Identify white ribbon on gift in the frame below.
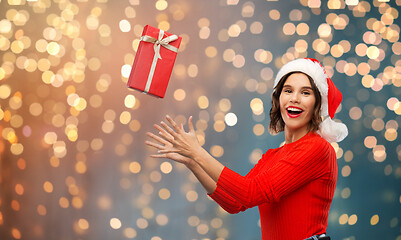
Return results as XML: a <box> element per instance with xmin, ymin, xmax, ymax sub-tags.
<box><xmin>140</xmin><ymin>29</ymin><xmax>179</xmax><ymax>93</ymax></box>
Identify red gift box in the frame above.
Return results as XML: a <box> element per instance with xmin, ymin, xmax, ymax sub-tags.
<box><xmin>127</xmin><ymin>25</ymin><xmax>182</xmax><ymax>98</ymax></box>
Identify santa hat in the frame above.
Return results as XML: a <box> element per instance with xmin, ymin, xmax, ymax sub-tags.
<box><xmin>274</xmin><ymin>58</ymin><xmax>348</xmax><ymax>142</ymax></box>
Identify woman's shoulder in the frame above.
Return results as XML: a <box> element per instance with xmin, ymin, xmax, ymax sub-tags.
<box><xmin>265</xmin><ymin>132</ymin><xmax>334</xmax><ymax>157</ymax></box>
<box><xmin>294</xmin><ymin>132</ymin><xmax>334</xmax><ymax>152</ymax></box>
<box><xmin>286</xmin><ymin>133</ymin><xmax>336</xmax><ymax>165</ymax></box>
<box><xmin>304</xmin><ymin>132</ymin><xmax>328</xmax><ymax>143</ymax></box>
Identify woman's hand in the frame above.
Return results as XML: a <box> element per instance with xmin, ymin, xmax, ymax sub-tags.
<box><xmin>147</xmin><ymin>115</ymin><xmax>203</xmax><ymax>160</ymax></box>
<box><xmin>145</xmin><ymin>122</ymin><xmax>195</xmax><ymax>166</ymax></box>
<box><xmin>160</xmin><ymin>115</ymin><xmax>203</xmax><ymax>159</ymax></box>
<box><xmin>147</xmin><ymin>115</ymin><xmax>224</xmax><ymax>183</ymax></box>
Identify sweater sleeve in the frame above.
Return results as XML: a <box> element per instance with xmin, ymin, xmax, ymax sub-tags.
<box><xmin>208</xmin><ymin>150</ymin><xmax>271</xmax><ymax>214</ymax></box>
<box><xmin>208</xmin><ymin>185</ymin><xmax>247</xmax><ymax>214</ymax></box>
<box><xmin>216</xmin><ymin>138</ymin><xmax>333</xmax><ymax>208</ymax></box>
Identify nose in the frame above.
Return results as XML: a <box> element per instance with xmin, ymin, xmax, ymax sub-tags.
<box><xmin>289</xmin><ymin>92</ymin><xmax>300</xmax><ymax>103</ymax></box>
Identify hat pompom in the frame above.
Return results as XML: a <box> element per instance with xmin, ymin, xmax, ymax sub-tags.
<box><xmin>318</xmin><ymin>117</ymin><xmax>348</xmax><ymax>142</ymax></box>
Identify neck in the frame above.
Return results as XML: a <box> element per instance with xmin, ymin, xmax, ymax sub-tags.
<box><xmin>284</xmin><ymin>126</ymin><xmax>311</xmax><ymax>144</ymax></box>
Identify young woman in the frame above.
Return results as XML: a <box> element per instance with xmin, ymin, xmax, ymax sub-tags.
<box><xmin>145</xmin><ymin>58</ymin><xmax>348</xmax><ymax>240</ymax></box>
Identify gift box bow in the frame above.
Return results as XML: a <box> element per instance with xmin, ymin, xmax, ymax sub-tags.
<box><xmin>140</xmin><ymin>29</ymin><xmax>179</xmax><ymax>93</ymax></box>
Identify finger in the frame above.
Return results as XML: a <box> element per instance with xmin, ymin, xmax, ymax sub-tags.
<box><xmin>146</xmin><ymin>132</ymin><xmax>169</xmax><ymax>145</ymax></box>
<box><xmin>160</xmin><ymin>121</ymin><xmax>179</xmax><ymax>139</ymax></box>
<box><xmin>149</xmin><ymin>154</ymin><xmax>167</xmax><ymax>158</ymax></box>
<box><xmin>188</xmin><ymin>116</ymin><xmax>195</xmax><ymax>133</ymax></box>
<box><xmin>158</xmin><ymin>149</ymin><xmax>180</xmax><ymax>154</ymax></box>
<box><xmin>158</xmin><ymin>131</ymin><xmax>173</xmax><ymax>144</ymax></box>
<box><xmin>154</xmin><ymin>123</ymin><xmax>175</xmax><ymax>142</ymax></box>
<box><xmin>166</xmin><ymin>115</ymin><xmax>181</xmax><ymax>133</ymax></box>
<box><xmin>145</xmin><ymin>140</ymin><xmax>165</xmax><ymax>150</ymax></box>
<box><xmin>154</xmin><ymin>124</ymin><xmax>173</xmax><ymax>140</ymax></box>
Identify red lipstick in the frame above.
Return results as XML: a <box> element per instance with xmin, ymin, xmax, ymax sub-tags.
<box><xmin>286</xmin><ymin>106</ymin><xmax>303</xmax><ymax>118</ymax></box>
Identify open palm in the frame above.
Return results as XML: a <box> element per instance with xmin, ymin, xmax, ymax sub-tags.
<box><xmin>145</xmin><ymin>123</ymin><xmax>193</xmax><ymax>166</ymax></box>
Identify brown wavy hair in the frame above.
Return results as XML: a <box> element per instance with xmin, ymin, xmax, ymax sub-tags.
<box><xmin>269</xmin><ymin>71</ymin><xmax>322</xmax><ymax>135</ymax></box>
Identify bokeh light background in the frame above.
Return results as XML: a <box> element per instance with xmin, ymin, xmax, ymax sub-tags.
<box><xmin>1</xmin><ymin>0</ymin><xmax>401</xmax><ymax>239</ymax></box>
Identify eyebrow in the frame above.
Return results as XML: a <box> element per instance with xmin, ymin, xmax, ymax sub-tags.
<box><xmin>283</xmin><ymin>85</ymin><xmax>313</xmax><ymax>90</ymax></box>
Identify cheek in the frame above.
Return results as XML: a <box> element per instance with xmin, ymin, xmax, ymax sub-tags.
<box><xmin>279</xmin><ymin>95</ymin><xmax>286</xmax><ymax>108</ymax></box>
<box><xmin>306</xmin><ymin>98</ymin><xmax>316</xmax><ymax>114</ymax></box>
<box><xmin>309</xmin><ymin>99</ymin><xmax>316</xmax><ymax>108</ymax></box>
<box><xmin>279</xmin><ymin>100</ymin><xmax>286</xmax><ymax>114</ymax></box>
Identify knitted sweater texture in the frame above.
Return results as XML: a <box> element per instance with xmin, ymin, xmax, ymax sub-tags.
<box><xmin>209</xmin><ymin>132</ymin><xmax>337</xmax><ymax>240</ymax></box>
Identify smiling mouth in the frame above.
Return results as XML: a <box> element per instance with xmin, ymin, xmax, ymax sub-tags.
<box><xmin>286</xmin><ymin>107</ymin><xmax>303</xmax><ymax>118</ymax></box>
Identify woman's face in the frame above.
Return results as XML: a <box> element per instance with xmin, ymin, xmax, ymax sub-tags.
<box><xmin>279</xmin><ymin>73</ymin><xmax>316</xmax><ymax>135</ymax></box>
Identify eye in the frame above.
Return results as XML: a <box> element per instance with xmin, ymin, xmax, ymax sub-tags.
<box><xmin>283</xmin><ymin>89</ymin><xmax>292</xmax><ymax>93</ymax></box>
<box><xmin>302</xmin><ymin>91</ymin><xmax>311</xmax><ymax>95</ymax></box>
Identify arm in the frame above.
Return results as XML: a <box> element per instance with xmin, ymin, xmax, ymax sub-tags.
<box><xmin>188</xmin><ymin>161</ymin><xmax>248</xmax><ymax>214</ymax></box>
<box><xmin>146</xmin><ymin>121</ymin><xmax>248</xmax><ymax>213</ymax></box>
<box><xmin>158</xmin><ymin>115</ymin><xmax>224</xmax><ymax>182</ymax></box>
<box><xmin>215</xmin><ymin>139</ymin><xmax>333</xmax><ymax>207</ymax></box>
<box><xmin>186</xmin><ymin>160</ymin><xmax>216</xmax><ymax>194</ymax></box>
<box><xmin>154</xmin><ymin>115</ymin><xmax>256</xmax><ymax>205</ymax></box>
<box><xmin>157</xmin><ymin>117</ymin><xmax>333</xmax><ymax>208</ymax></box>
<box><xmin>145</xmin><ymin>123</ymin><xmax>217</xmax><ymax>194</ymax></box>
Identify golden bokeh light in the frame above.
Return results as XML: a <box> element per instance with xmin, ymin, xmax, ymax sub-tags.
<box><xmin>155</xmin><ymin>0</ymin><xmax>168</xmax><ymax>11</ymax></box>
<box><xmin>160</xmin><ymin>161</ymin><xmax>172</xmax><ymax>174</ymax></box>
<box><xmin>339</xmin><ymin>213</ymin><xmax>348</xmax><ymax>225</ymax></box>
<box><xmin>253</xmin><ymin>123</ymin><xmax>265</xmax><ymax>136</ymax></box>
<box><xmin>205</xmin><ymin>46</ymin><xmax>217</xmax><ymax>58</ymax></box>
<box><xmin>341</xmin><ymin>187</ymin><xmax>351</xmax><ymax>199</ymax></box>
<box><xmin>370</xmin><ymin>214</ymin><xmax>380</xmax><ymax>225</ymax></box>
<box><xmin>110</xmin><ymin>218</ymin><xmax>122</xmax><ymax>230</ymax></box>
<box><xmin>210</xmin><ymin>145</ymin><xmax>224</xmax><ymax>158</ymax></box>
<box><xmin>173</xmin><ymin>88</ymin><xmax>186</xmax><ymax>101</ymax></box>
<box><xmin>250</xmin><ymin>98</ymin><xmax>264</xmax><ymax>115</ymax></box>
<box><xmin>158</xmin><ymin>188</ymin><xmax>171</xmax><ymax>200</ymax></box>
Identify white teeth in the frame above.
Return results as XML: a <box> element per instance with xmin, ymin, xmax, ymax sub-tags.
<box><xmin>287</xmin><ymin>107</ymin><xmax>302</xmax><ymax>112</ymax></box>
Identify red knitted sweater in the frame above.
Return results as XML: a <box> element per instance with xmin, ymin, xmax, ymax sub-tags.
<box><xmin>208</xmin><ymin>132</ymin><xmax>337</xmax><ymax>240</ymax></box>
